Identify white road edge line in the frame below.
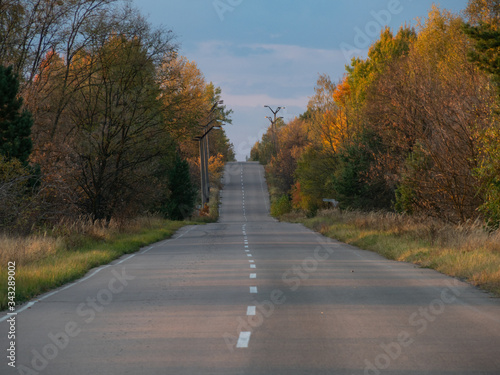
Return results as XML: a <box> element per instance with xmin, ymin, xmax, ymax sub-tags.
<box><xmin>0</xmin><ymin>225</ymin><xmax>198</xmax><ymax>322</ymax></box>
<box><xmin>115</xmin><ymin>254</ymin><xmax>136</xmax><ymax>265</ymax></box>
<box><xmin>0</xmin><ymin>264</ymin><xmax>110</xmax><ymax>322</ymax></box>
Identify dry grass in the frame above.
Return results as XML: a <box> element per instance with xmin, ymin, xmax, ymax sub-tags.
<box><xmin>284</xmin><ymin>209</ymin><xmax>500</xmax><ymax>296</ymax></box>
<box><xmin>306</xmin><ymin>209</ymin><xmax>500</xmax><ymax>252</ymax></box>
<box><xmin>0</xmin><ymin>215</ymin><xmax>169</xmax><ymax>266</ymax></box>
<box><xmin>0</xmin><ymin>234</ymin><xmax>63</xmax><ymax>265</ymax></box>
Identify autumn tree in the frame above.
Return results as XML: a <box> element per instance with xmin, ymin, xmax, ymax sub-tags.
<box><xmin>159</xmin><ymin>53</ymin><xmax>210</xmax><ymax>142</ymax></box>
<box><xmin>24</xmin><ymin>2</ymin><xmax>154</xmax><ymax>221</ymax></box>
<box><xmin>253</xmin><ymin>3</ymin><xmax>499</xmax><ymax>224</ymax></box>
<box><xmin>67</xmin><ymin>30</ymin><xmax>174</xmax><ymax>222</ymax></box>
<box><xmin>306</xmin><ymin>74</ymin><xmax>339</xmax><ymax>157</ymax></box>
<box><xmin>266</xmin><ymin>118</ymin><xmax>309</xmax><ymax>194</ymax></box>
<box><xmin>464</xmin><ymin>0</ymin><xmax>500</xmax><ymax>27</ymax></box>
<box><xmin>158</xmin><ymin>55</ymin><xmax>233</xmax><ymax>195</ymax></box>
<box><xmin>367</xmin><ymin>7</ymin><xmax>495</xmax><ymax>221</ymax></box>
<box><xmin>0</xmin><ymin>0</ymin><xmax>235</xmax><ymax>230</ymax></box>
<box><xmin>293</xmin><ymin>63</ymin><xmax>394</xmax><ymax>211</ymax></box>
<box><xmin>464</xmin><ymin>0</ymin><xmax>500</xmax><ymax>226</ymax></box>
<box><xmin>347</xmin><ymin>26</ymin><xmax>416</xmax><ymax>105</ymax></box>
<box><xmin>294</xmin><ymin>145</ymin><xmax>335</xmax><ymax>212</ymax></box>
<box><xmin>17</xmin><ymin>2</ymin><xmax>212</xmax><ymax>224</ymax></box>
<box><xmin>0</xmin><ymin>0</ymin><xmax>124</xmax><ymax>85</ymax></box>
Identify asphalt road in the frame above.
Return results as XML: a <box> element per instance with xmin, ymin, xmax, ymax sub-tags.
<box><xmin>2</xmin><ymin>161</ymin><xmax>500</xmax><ymax>375</ymax></box>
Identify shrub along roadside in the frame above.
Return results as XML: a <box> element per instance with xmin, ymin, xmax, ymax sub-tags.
<box><xmin>0</xmin><ymin>217</ymin><xmax>193</xmax><ymax>311</ymax></box>
<box><xmin>191</xmin><ymin>187</ymin><xmax>221</xmax><ymax>224</ymax></box>
<box><xmin>271</xmin><ymin>194</ymin><xmax>292</xmax><ymax>218</ymax></box>
<box><xmin>283</xmin><ymin>209</ymin><xmax>500</xmax><ymax>297</ymax></box>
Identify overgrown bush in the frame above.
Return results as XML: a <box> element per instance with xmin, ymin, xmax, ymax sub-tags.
<box><xmin>271</xmin><ymin>194</ymin><xmax>292</xmax><ymax>217</ymax></box>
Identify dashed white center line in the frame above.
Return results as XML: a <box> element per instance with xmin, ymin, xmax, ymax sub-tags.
<box><xmin>250</xmin><ymin>286</ymin><xmax>258</xmax><ymax>293</ymax></box>
<box><xmin>247</xmin><ymin>254</ymin><xmax>252</xmax><ymax>257</ymax></box>
<box><xmin>249</xmin><ymin>260</ymin><xmax>254</xmax><ymax>263</ymax></box>
<box><xmin>247</xmin><ymin>306</ymin><xmax>256</xmax><ymax>316</ymax></box>
<box><xmin>249</xmin><ymin>273</ymin><xmax>256</xmax><ymax>279</ymax></box>
<box><xmin>236</xmin><ymin>331</ymin><xmax>251</xmax><ymax>348</ymax></box>
<box><xmin>250</xmin><ymin>264</ymin><xmax>256</xmax><ymax>269</ymax></box>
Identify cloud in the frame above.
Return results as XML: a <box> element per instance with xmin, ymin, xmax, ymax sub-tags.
<box><xmin>191</xmin><ymin>40</ymin><xmax>348</xmax><ymax>97</ymax></box>
<box><xmin>223</xmin><ymin>93</ymin><xmax>309</xmax><ymax>108</ymax></box>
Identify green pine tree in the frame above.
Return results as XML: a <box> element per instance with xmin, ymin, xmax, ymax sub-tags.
<box><xmin>163</xmin><ymin>155</ymin><xmax>197</xmax><ymax>220</ymax></box>
<box><xmin>0</xmin><ymin>65</ymin><xmax>33</xmax><ymax>165</ymax></box>
<box><xmin>463</xmin><ymin>22</ymin><xmax>500</xmax><ymax>90</ymax></box>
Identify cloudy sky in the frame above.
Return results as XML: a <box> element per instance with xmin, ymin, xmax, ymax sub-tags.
<box><xmin>133</xmin><ymin>0</ymin><xmax>469</xmax><ymax>160</ymax></box>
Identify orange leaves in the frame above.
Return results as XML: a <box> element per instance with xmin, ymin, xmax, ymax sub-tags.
<box><xmin>208</xmin><ymin>153</ymin><xmax>226</xmax><ymax>187</ymax></box>
<box><xmin>158</xmin><ymin>54</ymin><xmax>212</xmax><ymax>141</ymax></box>
<box><xmin>291</xmin><ymin>181</ymin><xmax>311</xmax><ymax>211</ymax></box>
<box><xmin>313</xmin><ymin>76</ymin><xmax>353</xmax><ymax>154</ymax></box>
<box><xmin>36</xmin><ymin>50</ymin><xmax>62</xmax><ymax>81</ymax></box>
<box><xmin>332</xmin><ymin>77</ymin><xmax>351</xmax><ymax>106</ymax></box>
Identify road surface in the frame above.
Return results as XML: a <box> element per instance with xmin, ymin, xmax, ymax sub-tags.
<box><xmin>2</xmin><ymin>161</ymin><xmax>500</xmax><ymax>374</ymax></box>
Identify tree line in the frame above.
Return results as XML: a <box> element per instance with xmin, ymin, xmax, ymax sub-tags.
<box><xmin>0</xmin><ymin>0</ymin><xmax>235</xmax><ymax>233</ymax></box>
<box><xmin>251</xmin><ymin>0</ymin><xmax>500</xmax><ymax>227</ymax></box>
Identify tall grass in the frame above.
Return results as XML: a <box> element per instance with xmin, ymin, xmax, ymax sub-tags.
<box><xmin>0</xmin><ymin>234</ymin><xmax>63</xmax><ymax>266</ymax></box>
<box><xmin>0</xmin><ymin>216</ymin><xmax>191</xmax><ymax>310</ymax></box>
<box><xmin>284</xmin><ymin>209</ymin><xmax>500</xmax><ymax>296</ymax></box>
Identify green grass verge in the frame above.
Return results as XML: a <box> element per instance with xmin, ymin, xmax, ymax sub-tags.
<box><xmin>285</xmin><ymin>211</ymin><xmax>500</xmax><ymax>297</ymax></box>
<box><xmin>0</xmin><ymin>219</ymin><xmax>190</xmax><ymax>311</ymax></box>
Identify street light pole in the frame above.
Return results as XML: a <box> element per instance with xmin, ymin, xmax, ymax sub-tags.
<box><xmin>264</xmin><ymin>105</ymin><xmax>285</xmax><ymax>154</ymax></box>
<box><xmin>198</xmin><ymin>137</ymin><xmax>207</xmax><ymax>205</ymax></box>
<box><xmin>196</xmin><ymin>100</ymin><xmax>224</xmax><ymax>209</ymax></box>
